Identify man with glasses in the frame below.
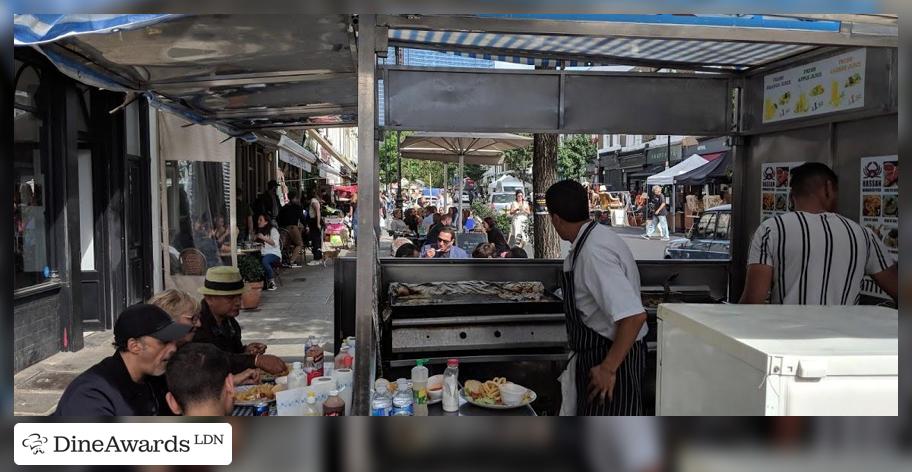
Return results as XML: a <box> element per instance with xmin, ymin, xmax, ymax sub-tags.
<box><xmin>149</xmin><ymin>288</ymin><xmax>262</xmax><ymax>385</ymax></box>
<box><xmin>192</xmin><ymin>267</ymin><xmax>287</xmax><ymax>375</ymax></box>
<box><xmin>421</xmin><ymin>227</ymin><xmax>469</xmax><ymax>259</ymax></box>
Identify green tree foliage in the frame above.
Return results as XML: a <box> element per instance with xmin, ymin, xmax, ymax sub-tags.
<box><xmin>558</xmin><ymin>134</ymin><xmax>597</xmax><ymax>181</ymax></box>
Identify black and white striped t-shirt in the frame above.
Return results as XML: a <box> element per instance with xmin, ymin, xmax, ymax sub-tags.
<box><xmin>748</xmin><ymin>212</ymin><xmax>894</xmax><ymax>305</ymax></box>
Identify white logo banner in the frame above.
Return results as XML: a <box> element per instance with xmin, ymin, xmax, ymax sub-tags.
<box><xmin>15</xmin><ymin>423</ymin><xmax>232</xmax><ymax>465</ymax></box>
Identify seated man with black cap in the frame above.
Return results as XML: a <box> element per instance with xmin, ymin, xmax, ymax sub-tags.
<box><xmin>165</xmin><ymin>343</ymin><xmax>235</xmax><ymax>416</ymax></box>
<box><xmin>193</xmin><ymin>266</ymin><xmax>288</xmax><ymax>375</ymax></box>
<box><xmin>54</xmin><ymin>304</ymin><xmax>190</xmax><ymax>416</ymax></box>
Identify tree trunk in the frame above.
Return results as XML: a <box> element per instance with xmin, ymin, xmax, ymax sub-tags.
<box><xmin>533</xmin><ymin>133</ymin><xmax>561</xmax><ymax>259</ymax></box>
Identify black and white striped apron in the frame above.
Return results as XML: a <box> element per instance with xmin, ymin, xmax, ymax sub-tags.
<box><xmin>562</xmin><ymin>221</ymin><xmax>647</xmax><ymax>416</ymax></box>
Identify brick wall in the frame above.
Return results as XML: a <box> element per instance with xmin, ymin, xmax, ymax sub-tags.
<box><xmin>14</xmin><ymin>291</ymin><xmax>62</xmax><ymax>373</ymax></box>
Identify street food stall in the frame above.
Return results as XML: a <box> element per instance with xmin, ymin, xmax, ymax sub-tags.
<box><xmin>358</xmin><ymin>14</ymin><xmax>897</xmax><ymax>415</ymax></box>
<box><xmin>21</xmin><ymin>14</ymin><xmax>896</xmax><ymax>415</ymax></box>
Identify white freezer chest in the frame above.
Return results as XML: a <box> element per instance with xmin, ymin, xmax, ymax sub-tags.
<box><xmin>656</xmin><ymin>304</ymin><xmax>897</xmax><ymax>416</ymax></box>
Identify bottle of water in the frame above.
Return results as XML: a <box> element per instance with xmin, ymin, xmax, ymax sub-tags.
<box><xmin>302</xmin><ymin>391</ymin><xmax>320</xmax><ymax>416</ymax></box>
<box><xmin>442</xmin><ymin>358</ymin><xmax>460</xmax><ymax>412</ymax></box>
<box><xmin>287</xmin><ymin>361</ymin><xmax>307</xmax><ymax>391</ymax></box>
<box><xmin>411</xmin><ymin>359</ymin><xmax>429</xmax><ymax>416</ymax></box>
<box><xmin>371</xmin><ymin>379</ymin><xmax>392</xmax><ymax>416</ymax></box>
<box><xmin>391</xmin><ymin>378</ymin><xmax>414</xmax><ymax>416</ymax></box>
<box><xmin>323</xmin><ymin>353</ymin><xmax>335</xmax><ymax>378</ymax></box>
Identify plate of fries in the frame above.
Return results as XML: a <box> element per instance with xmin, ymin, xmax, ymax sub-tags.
<box><xmin>233</xmin><ymin>384</ymin><xmax>277</xmax><ymax>406</ymax></box>
<box><xmin>460</xmin><ymin>377</ymin><xmax>536</xmax><ymax>410</ymax></box>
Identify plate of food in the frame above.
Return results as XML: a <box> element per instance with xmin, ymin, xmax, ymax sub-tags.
<box><xmin>460</xmin><ymin>377</ymin><xmax>536</xmax><ymax>410</ymax></box>
<box><xmin>259</xmin><ymin>363</ymin><xmax>292</xmax><ymax>383</ymax></box>
<box><xmin>234</xmin><ymin>384</ymin><xmax>278</xmax><ymax>406</ymax></box>
<box><xmin>762</xmin><ymin>193</ymin><xmax>775</xmax><ymax>211</ymax></box>
<box><xmin>863</xmin><ymin>195</ymin><xmax>882</xmax><ymax>217</ymax></box>
<box><xmin>883</xmin><ymin>196</ymin><xmax>898</xmax><ymax>217</ymax></box>
<box><xmin>775</xmin><ymin>194</ymin><xmax>788</xmax><ymax>212</ymax></box>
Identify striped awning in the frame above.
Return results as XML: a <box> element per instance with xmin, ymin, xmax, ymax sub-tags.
<box><xmin>389</xmin><ymin>28</ymin><xmax>815</xmax><ymax>70</ymax></box>
<box><xmin>387</xmin><ymin>14</ymin><xmax>895</xmax><ymax>70</ymax></box>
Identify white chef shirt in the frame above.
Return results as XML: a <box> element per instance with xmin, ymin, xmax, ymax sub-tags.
<box><xmin>564</xmin><ymin>223</ymin><xmax>647</xmax><ymax>341</ymax></box>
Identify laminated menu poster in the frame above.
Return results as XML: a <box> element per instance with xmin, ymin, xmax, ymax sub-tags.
<box><xmin>760</xmin><ymin>162</ymin><xmax>804</xmax><ymax>222</ymax></box>
<box><xmin>859</xmin><ymin>155</ymin><xmax>899</xmax><ymax>298</ymax></box>
<box><xmin>763</xmin><ymin>48</ymin><xmax>866</xmax><ymax>123</ymax></box>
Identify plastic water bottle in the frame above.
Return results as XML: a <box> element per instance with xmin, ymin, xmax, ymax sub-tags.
<box><xmin>287</xmin><ymin>361</ymin><xmax>307</xmax><ymax>391</ymax></box>
<box><xmin>371</xmin><ymin>380</ymin><xmax>392</xmax><ymax>416</ymax></box>
<box><xmin>323</xmin><ymin>353</ymin><xmax>334</xmax><ymax>378</ymax></box>
<box><xmin>346</xmin><ymin>337</ymin><xmax>356</xmax><ymax>360</ymax></box>
<box><xmin>411</xmin><ymin>359</ymin><xmax>429</xmax><ymax>416</ymax></box>
<box><xmin>391</xmin><ymin>378</ymin><xmax>414</xmax><ymax>416</ymax></box>
<box><xmin>442</xmin><ymin>358</ymin><xmax>460</xmax><ymax>412</ymax></box>
<box><xmin>302</xmin><ymin>391</ymin><xmax>320</xmax><ymax>416</ymax></box>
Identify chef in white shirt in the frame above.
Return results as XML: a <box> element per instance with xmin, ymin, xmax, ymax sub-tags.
<box><xmin>546</xmin><ymin>180</ymin><xmax>648</xmax><ymax>416</ymax></box>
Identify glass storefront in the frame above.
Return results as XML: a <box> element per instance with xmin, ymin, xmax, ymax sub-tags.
<box><xmin>13</xmin><ymin>60</ymin><xmax>52</xmax><ymax>289</ymax></box>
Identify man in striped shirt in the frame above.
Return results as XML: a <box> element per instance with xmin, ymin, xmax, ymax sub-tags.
<box><xmin>741</xmin><ymin>163</ymin><xmax>897</xmax><ymax>305</ymax></box>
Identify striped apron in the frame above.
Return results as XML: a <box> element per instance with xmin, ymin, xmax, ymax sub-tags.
<box><xmin>562</xmin><ymin>221</ymin><xmax>647</xmax><ymax>416</ymax></box>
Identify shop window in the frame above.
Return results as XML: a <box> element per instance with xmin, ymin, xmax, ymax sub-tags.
<box><xmin>692</xmin><ymin>213</ymin><xmax>717</xmax><ymax>240</ymax></box>
<box><xmin>714</xmin><ymin>212</ymin><xmax>731</xmax><ymax>240</ymax></box>
<box><xmin>13</xmin><ymin>60</ymin><xmax>53</xmax><ymax>289</ymax></box>
<box><xmin>165</xmin><ymin>161</ymin><xmax>231</xmax><ymax>275</ymax></box>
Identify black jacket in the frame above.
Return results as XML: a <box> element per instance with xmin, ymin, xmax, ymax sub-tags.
<box><xmin>53</xmin><ymin>352</ymin><xmax>172</xmax><ymax>416</ymax></box>
<box><xmin>277</xmin><ymin>202</ymin><xmax>306</xmax><ymax>227</ymax></box>
<box><xmin>193</xmin><ymin>301</ymin><xmax>256</xmax><ymax>374</ymax></box>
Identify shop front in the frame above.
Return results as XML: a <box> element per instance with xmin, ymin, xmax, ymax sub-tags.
<box><xmin>13</xmin><ymin>48</ymin><xmax>153</xmax><ymax>371</ymax></box>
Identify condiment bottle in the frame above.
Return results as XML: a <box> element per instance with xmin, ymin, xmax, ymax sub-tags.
<box><xmin>323</xmin><ymin>390</ymin><xmax>345</xmax><ymax>416</ymax></box>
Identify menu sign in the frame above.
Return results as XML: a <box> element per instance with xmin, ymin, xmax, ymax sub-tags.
<box><xmin>763</xmin><ymin>49</ymin><xmax>866</xmax><ymax>123</ymax></box>
<box><xmin>859</xmin><ymin>155</ymin><xmax>899</xmax><ymax>298</ymax></box>
<box><xmin>760</xmin><ymin>162</ymin><xmax>804</xmax><ymax>221</ymax></box>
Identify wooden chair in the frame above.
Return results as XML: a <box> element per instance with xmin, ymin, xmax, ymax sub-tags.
<box><xmin>179</xmin><ymin>248</ymin><xmax>207</xmax><ymax>276</ymax></box>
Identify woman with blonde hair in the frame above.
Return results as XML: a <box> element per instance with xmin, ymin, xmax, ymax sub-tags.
<box><xmin>149</xmin><ymin>288</ymin><xmax>261</xmax><ymax>386</ymax></box>
<box><xmin>148</xmin><ymin>289</ymin><xmax>200</xmax><ymax>347</ymax></box>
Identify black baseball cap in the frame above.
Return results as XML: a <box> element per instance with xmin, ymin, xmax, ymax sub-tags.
<box><xmin>114</xmin><ymin>304</ymin><xmax>191</xmax><ymax>349</ymax></box>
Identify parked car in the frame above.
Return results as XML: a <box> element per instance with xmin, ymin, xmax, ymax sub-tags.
<box><xmin>664</xmin><ymin>204</ymin><xmax>731</xmax><ymax>259</ymax></box>
<box><xmin>489</xmin><ymin>192</ymin><xmax>515</xmax><ymax>214</ymax></box>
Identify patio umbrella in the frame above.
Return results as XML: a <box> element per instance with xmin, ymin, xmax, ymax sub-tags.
<box><xmin>399</xmin><ymin>132</ymin><xmax>532</xmax><ymax>230</ymax></box>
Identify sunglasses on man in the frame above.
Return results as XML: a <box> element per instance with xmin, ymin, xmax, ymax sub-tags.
<box><xmin>438</xmin><ymin>237</ymin><xmax>453</xmax><ymax>244</ymax></box>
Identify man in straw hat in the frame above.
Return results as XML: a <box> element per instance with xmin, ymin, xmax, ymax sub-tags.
<box><xmin>193</xmin><ymin>266</ymin><xmax>287</xmax><ymax>375</ymax></box>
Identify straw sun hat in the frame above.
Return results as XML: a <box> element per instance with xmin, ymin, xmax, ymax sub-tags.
<box><xmin>198</xmin><ymin>266</ymin><xmax>248</xmax><ymax>296</ymax></box>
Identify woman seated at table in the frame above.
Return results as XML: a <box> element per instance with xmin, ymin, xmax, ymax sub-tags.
<box><xmin>388</xmin><ymin>208</ymin><xmax>411</xmax><ymax>234</ymax></box>
<box><xmin>482</xmin><ymin>217</ymin><xmax>510</xmax><ymax>255</ymax></box>
<box><xmin>462</xmin><ymin>208</ymin><xmax>477</xmax><ymax>232</ymax></box>
<box><xmin>404</xmin><ymin>208</ymin><xmax>420</xmax><ymax>234</ymax></box>
<box><xmin>253</xmin><ymin>214</ymin><xmax>282</xmax><ymax>291</ymax></box>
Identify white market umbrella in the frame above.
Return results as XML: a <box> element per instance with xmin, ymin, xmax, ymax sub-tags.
<box><xmin>399</xmin><ymin>132</ymin><xmax>532</xmax><ymax>230</ymax></box>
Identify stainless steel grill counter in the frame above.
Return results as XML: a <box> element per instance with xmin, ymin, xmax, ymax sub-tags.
<box><xmin>335</xmin><ymin>258</ymin><xmax>729</xmax><ymax>415</ymax></box>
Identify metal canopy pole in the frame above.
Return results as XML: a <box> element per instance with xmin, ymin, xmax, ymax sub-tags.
<box><xmin>396</xmin><ymin>130</ymin><xmax>403</xmax><ymax>209</ymax></box>
<box><xmin>458</xmin><ymin>153</ymin><xmax>465</xmax><ymax>231</ymax></box>
<box><xmin>353</xmin><ymin>14</ymin><xmax>378</xmax><ymax>416</ymax></box>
